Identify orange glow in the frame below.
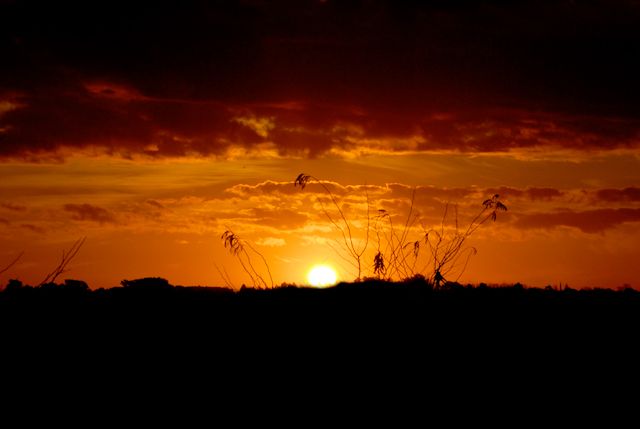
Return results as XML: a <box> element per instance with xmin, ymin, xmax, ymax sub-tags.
<box><xmin>0</xmin><ymin>150</ymin><xmax>639</xmax><ymax>289</ymax></box>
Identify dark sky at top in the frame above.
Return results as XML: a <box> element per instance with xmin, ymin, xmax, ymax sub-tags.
<box><xmin>1</xmin><ymin>0</ymin><xmax>640</xmax><ymax>157</ymax></box>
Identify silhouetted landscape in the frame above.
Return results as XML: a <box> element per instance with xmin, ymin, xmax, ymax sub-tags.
<box><xmin>4</xmin><ymin>277</ymin><xmax>638</xmax><ymax>336</ymax></box>
<box><xmin>3</xmin><ymin>275</ymin><xmax>638</xmax><ymax>408</ymax></box>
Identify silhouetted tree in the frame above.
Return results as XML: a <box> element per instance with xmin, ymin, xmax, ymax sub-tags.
<box><xmin>63</xmin><ymin>279</ymin><xmax>89</xmax><ymax>292</ymax></box>
<box><xmin>121</xmin><ymin>277</ymin><xmax>172</xmax><ymax>290</ymax></box>
<box><xmin>4</xmin><ymin>279</ymin><xmax>24</xmax><ymax>291</ymax></box>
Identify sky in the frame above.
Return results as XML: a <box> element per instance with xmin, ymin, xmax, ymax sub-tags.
<box><xmin>1</xmin><ymin>0</ymin><xmax>640</xmax><ymax>289</ymax></box>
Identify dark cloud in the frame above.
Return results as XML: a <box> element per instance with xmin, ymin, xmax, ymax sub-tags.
<box><xmin>387</xmin><ymin>183</ymin><xmax>477</xmax><ymax>201</ymax></box>
<box><xmin>64</xmin><ymin>203</ymin><xmax>115</xmax><ymax>224</ymax></box>
<box><xmin>487</xmin><ymin>187</ymin><xmax>564</xmax><ymax>201</ymax></box>
<box><xmin>525</xmin><ymin>188</ymin><xmax>565</xmax><ymax>201</ymax></box>
<box><xmin>146</xmin><ymin>200</ymin><xmax>165</xmax><ymax>209</ymax></box>
<box><xmin>227</xmin><ymin>181</ymin><xmax>610</xmax><ymax>207</ymax></box>
<box><xmin>515</xmin><ymin>208</ymin><xmax>640</xmax><ymax>233</ymax></box>
<box><xmin>0</xmin><ymin>202</ymin><xmax>26</xmax><ymax>211</ymax></box>
<box><xmin>2</xmin><ymin>89</ymin><xmax>638</xmax><ymax>158</ymax></box>
<box><xmin>1</xmin><ymin>1</ymin><xmax>639</xmax><ymax>158</ymax></box>
<box><xmin>20</xmin><ymin>223</ymin><xmax>45</xmax><ymax>233</ymax></box>
<box><xmin>0</xmin><ymin>83</ymin><xmax>240</xmax><ymax>158</ymax></box>
<box><xmin>595</xmin><ymin>187</ymin><xmax>640</xmax><ymax>203</ymax></box>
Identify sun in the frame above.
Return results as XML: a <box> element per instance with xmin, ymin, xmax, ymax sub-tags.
<box><xmin>307</xmin><ymin>264</ymin><xmax>338</xmax><ymax>287</ymax></box>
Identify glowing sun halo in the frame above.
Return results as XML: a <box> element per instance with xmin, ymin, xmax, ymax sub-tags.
<box><xmin>307</xmin><ymin>265</ymin><xmax>338</xmax><ymax>287</ymax></box>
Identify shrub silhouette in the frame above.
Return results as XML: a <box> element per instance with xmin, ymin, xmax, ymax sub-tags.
<box><xmin>62</xmin><ymin>279</ymin><xmax>89</xmax><ymax>292</ymax></box>
<box><xmin>5</xmin><ymin>279</ymin><xmax>24</xmax><ymax>291</ymax></box>
<box><xmin>121</xmin><ymin>277</ymin><xmax>172</xmax><ymax>290</ymax></box>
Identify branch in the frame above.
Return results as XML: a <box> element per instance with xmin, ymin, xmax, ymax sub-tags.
<box><xmin>39</xmin><ymin>238</ymin><xmax>86</xmax><ymax>286</ymax></box>
<box><xmin>0</xmin><ymin>252</ymin><xmax>24</xmax><ymax>276</ymax></box>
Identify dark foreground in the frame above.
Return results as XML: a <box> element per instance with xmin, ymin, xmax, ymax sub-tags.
<box><xmin>3</xmin><ymin>277</ymin><xmax>639</xmax><ymax>345</ymax></box>
<box><xmin>2</xmin><ymin>278</ymin><xmax>638</xmax><ymax>414</ymax></box>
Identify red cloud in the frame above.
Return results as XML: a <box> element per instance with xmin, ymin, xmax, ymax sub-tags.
<box><xmin>487</xmin><ymin>187</ymin><xmax>564</xmax><ymax>201</ymax></box>
<box><xmin>0</xmin><ymin>202</ymin><xmax>27</xmax><ymax>211</ymax></box>
<box><xmin>145</xmin><ymin>199</ymin><xmax>165</xmax><ymax>209</ymax></box>
<box><xmin>1</xmin><ymin>81</ymin><xmax>639</xmax><ymax>160</ymax></box>
<box><xmin>64</xmin><ymin>204</ymin><xmax>115</xmax><ymax>224</ymax></box>
<box><xmin>525</xmin><ymin>188</ymin><xmax>564</xmax><ymax>201</ymax></box>
<box><xmin>20</xmin><ymin>223</ymin><xmax>45</xmax><ymax>234</ymax></box>
<box><xmin>2</xmin><ymin>1</ymin><xmax>640</xmax><ymax>160</ymax></box>
<box><xmin>515</xmin><ymin>208</ymin><xmax>640</xmax><ymax>233</ymax></box>
<box><xmin>596</xmin><ymin>187</ymin><xmax>640</xmax><ymax>203</ymax></box>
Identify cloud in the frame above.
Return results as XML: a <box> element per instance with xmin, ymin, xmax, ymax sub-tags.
<box><xmin>485</xmin><ymin>187</ymin><xmax>565</xmax><ymax>201</ymax></box>
<box><xmin>387</xmin><ymin>183</ymin><xmax>477</xmax><ymax>201</ymax></box>
<box><xmin>64</xmin><ymin>203</ymin><xmax>116</xmax><ymax>224</ymax></box>
<box><xmin>1</xmin><ymin>82</ymin><xmax>639</xmax><ymax>160</ymax></box>
<box><xmin>232</xmin><ymin>115</ymin><xmax>275</xmax><ymax>138</ymax></box>
<box><xmin>514</xmin><ymin>208</ymin><xmax>640</xmax><ymax>233</ymax></box>
<box><xmin>0</xmin><ymin>100</ymin><xmax>21</xmax><ymax>116</ymax></box>
<box><xmin>20</xmin><ymin>223</ymin><xmax>45</xmax><ymax>234</ymax></box>
<box><xmin>0</xmin><ymin>202</ymin><xmax>27</xmax><ymax>211</ymax></box>
<box><xmin>226</xmin><ymin>180</ymin><xmax>347</xmax><ymax>197</ymax></box>
<box><xmin>145</xmin><ymin>199</ymin><xmax>165</xmax><ymax>209</ymax></box>
<box><xmin>524</xmin><ymin>188</ymin><xmax>565</xmax><ymax>201</ymax></box>
<box><xmin>595</xmin><ymin>187</ymin><xmax>640</xmax><ymax>203</ymax></box>
<box><xmin>224</xmin><ymin>181</ymin><xmax>640</xmax><ymax>235</ymax></box>
<box><xmin>1</xmin><ymin>2</ymin><xmax>640</xmax><ymax>160</ymax></box>
<box><xmin>226</xmin><ymin>181</ymin><xmax>578</xmax><ymax>217</ymax></box>
<box><xmin>247</xmin><ymin>207</ymin><xmax>309</xmax><ymax>229</ymax></box>
<box><xmin>83</xmin><ymin>82</ymin><xmax>146</xmax><ymax>102</ymax></box>
<box><xmin>255</xmin><ymin>237</ymin><xmax>286</xmax><ymax>247</ymax></box>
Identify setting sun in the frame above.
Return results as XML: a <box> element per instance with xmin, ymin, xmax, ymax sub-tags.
<box><xmin>307</xmin><ymin>265</ymin><xmax>338</xmax><ymax>287</ymax></box>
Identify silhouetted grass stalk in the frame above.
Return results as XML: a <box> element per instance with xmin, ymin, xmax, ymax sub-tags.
<box><xmin>0</xmin><ymin>251</ymin><xmax>23</xmax><ymax>277</ymax></box>
<box><xmin>297</xmin><ymin>174</ymin><xmax>507</xmax><ymax>286</ymax></box>
<box><xmin>221</xmin><ymin>230</ymin><xmax>274</xmax><ymax>289</ymax></box>
<box><xmin>39</xmin><ymin>237</ymin><xmax>86</xmax><ymax>286</ymax></box>
<box><xmin>295</xmin><ymin>173</ymin><xmax>371</xmax><ymax>280</ymax></box>
<box><xmin>424</xmin><ymin>195</ymin><xmax>507</xmax><ymax>288</ymax></box>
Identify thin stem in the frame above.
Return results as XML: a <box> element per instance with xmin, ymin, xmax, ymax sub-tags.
<box><xmin>0</xmin><ymin>251</ymin><xmax>24</xmax><ymax>276</ymax></box>
<box><xmin>39</xmin><ymin>237</ymin><xmax>86</xmax><ymax>286</ymax></box>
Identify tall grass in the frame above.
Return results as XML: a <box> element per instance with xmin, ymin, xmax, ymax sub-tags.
<box><xmin>221</xmin><ymin>229</ymin><xmax>274</xmax><ymax>289</ymax></box>
<box><xmin>218</xmin><ymin>174</ymin><xmax>507</xmax><ymax>288</ymax></box>
<box><xmin>296</xmin><ymin>173</ymin><xmax>508</xmax><ymax>287</ymax></box>
<box><xmin>295</xmin><ymin>174</ymin><xmax>371</xmax><ymax>280</ymax></box>
<box><xmin>39</xmin><ymin>237</ymin><xmax>86</xmax><ymax>286</ymax></box>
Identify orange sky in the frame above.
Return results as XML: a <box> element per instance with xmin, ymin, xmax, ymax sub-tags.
<box><xmin>1</xmin><ymin>150</ymin><xmax>639</xmax><ymax>289</ymax></box>
<box><xmin>1</xmin><ymin>1</ymin><xmax>639</xmax><ymax>288</ymax></box>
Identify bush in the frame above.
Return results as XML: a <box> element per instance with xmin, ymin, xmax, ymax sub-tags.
<box><xmin>121</xmin><ymin>277</ymin><xmax>172</xmax><ymax>290</ymax></box>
